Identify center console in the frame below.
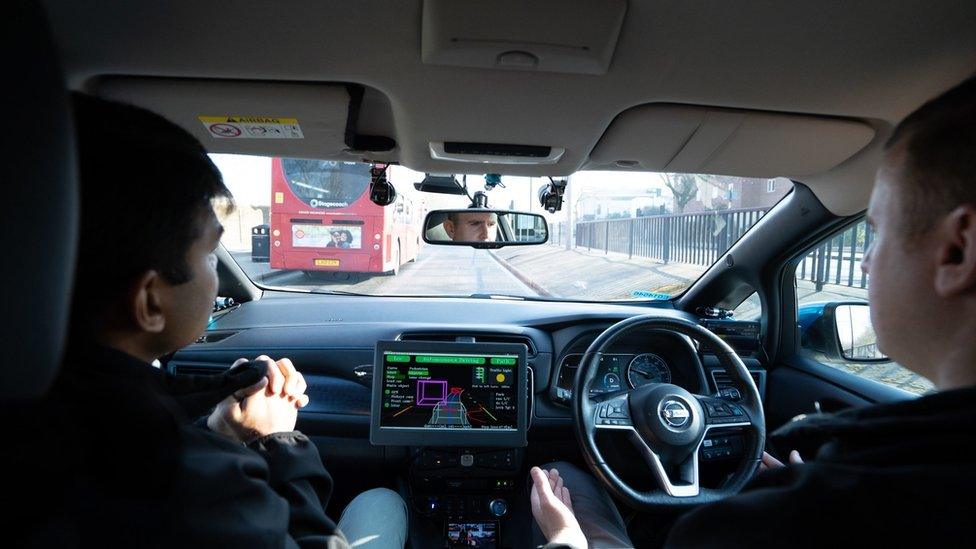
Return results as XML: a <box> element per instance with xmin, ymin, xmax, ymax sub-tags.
<box><xmin>371</xmin><ymin>340</ymin><xmax>531</xmax><ymax>548</ymax></box>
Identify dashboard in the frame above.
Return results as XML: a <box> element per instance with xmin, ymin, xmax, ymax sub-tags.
<box><xmin>550</xmin><ymin>329</ymin><xmax>707</xmax><ymax>405</ymax></box>
<box><xmin>556</xmin><ymin>353</ymin><xmax>673</xmax><ymax>395</ymax></box>
<box><xmin>171</xmin><ymin>293</ymin><xmax>762</xmax><ymax>443</ymax></box>
<box><xmin>165</xmin><ymin>290</ymin><xmax>769</xmax><ymax>517</ymax></box>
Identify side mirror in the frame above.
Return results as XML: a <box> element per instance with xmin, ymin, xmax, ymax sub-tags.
<box><xmin>798</xmin><ymin>301</ymin><xmax>888</xmax><ymax>362</ymax></box>
<box><xmin>833</xmin><ymin>303</ymin><xmax>887</xmax><ymax>362</ymax></box>
<box><xmin>423</xmin><ymin>209</ymin><xmax>549</xmax><ymax>249</ymax></box>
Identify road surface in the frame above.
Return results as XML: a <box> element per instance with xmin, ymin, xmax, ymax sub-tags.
<box><xmin>231</xmin><ymin>245</ymin><xmax>538</xmax><ymax>296</ymax></box>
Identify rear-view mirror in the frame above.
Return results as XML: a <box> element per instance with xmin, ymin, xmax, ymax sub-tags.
<box><xmin>423</xmin><ymin>209</ymin><xmax>549</xmax><ymax>249</ymax></box>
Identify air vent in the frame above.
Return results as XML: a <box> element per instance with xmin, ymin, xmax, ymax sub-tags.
<box><xmin>172</xmin><ymin>364</ymin><xmax>226</xmax><ymax>376</ymax></box>
<box><xmin>195</xmin><ymin>330</ymin><xmax>239</xmax><ymax>344</ymax></box>
<box><xmin>399</xmin><ymin>332</ymin><xmax>537</xmax><ymax>357</ymax></box>
<box><xmin>711</xmin><ymin>370</ymin><xmax>764</xmax><ymax>391</ymax></box>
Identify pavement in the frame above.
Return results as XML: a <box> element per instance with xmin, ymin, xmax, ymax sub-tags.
<box><xmin>491</xmin><ymin>245</ymin><xmax>705</xmax><ymax>301</ymax></box>
<box><xmin>231</xmin><ymin>243</ymin><xmax>704</xmax><ymax>300</ymax></box>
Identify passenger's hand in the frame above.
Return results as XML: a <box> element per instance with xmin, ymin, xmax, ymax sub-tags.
<box><xmin>758</xmin><ymin>450</ymin><xmax>803</xmax><ymax>472</ymax></box>
<box><xmin>530</xmin><ymin>466</ymin><xmax>587</xmax><ymax>549</ymax></box>
<box><xmin>207</xmin><ymin>356</ymin><xmax>310</xmax><ymax>444</ymax></box>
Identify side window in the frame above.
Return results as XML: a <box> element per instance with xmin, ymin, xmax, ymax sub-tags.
<box><xmin>794</xmin><ymin>218</ymin><xmax>934</xmax><ymax>394</ymax></box>
<box><xmin>731</xmin><ymin>292</ymin><xmax>761</xmax><ymax>321</ymax></box>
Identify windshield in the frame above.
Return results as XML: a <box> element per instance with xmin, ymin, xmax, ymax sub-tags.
<box><xmin>213</xmin><ymin>154</ymin><xmax>792</xmax><ymax>301</ymax></box>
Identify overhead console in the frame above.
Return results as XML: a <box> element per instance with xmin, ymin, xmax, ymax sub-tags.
<box><xmin>429</xmin><ymin>141</ymin><xmax>566</xmax><ymax>166</ymax></box>
<box><xmin>421</xmin><ymin>0</ymin><xmax>627</xmax><ymax>75</ymax></box>
<box><xmin>587</xmin><ymin>104</ymin><xmax>876</xmax><ymax>178</ymax></box>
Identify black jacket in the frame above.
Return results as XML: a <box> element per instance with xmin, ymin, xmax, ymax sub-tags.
<box><xmin>9</xmin><ymin>344</ymin><xmax>350</xmax><ymax>548</ymax></box>
<box><xmin>665</xmin><ymin>386</ymin><xmax>976</xmax><ymax>547</ymax></box>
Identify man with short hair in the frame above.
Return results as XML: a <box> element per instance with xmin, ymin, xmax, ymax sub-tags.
<box><xmin>444</xmin><ymin>211</ymin><xmax>499</xmax><ymax>242</ymax></box>
<box><xmin>531</xmin><ymin>75</ymin><xmax>976</xmax><ymax>547</ymax></box>
<box><xmin>18</xmin><ymin>94</ymin><xmax>407</xmax><ymax>547</ymax></box>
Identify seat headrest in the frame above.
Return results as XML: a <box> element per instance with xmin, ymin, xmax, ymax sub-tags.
<box><xmin>0</xmin><ymin>0</ymin><xmax>77</xmax><ymax>402</ymax></box>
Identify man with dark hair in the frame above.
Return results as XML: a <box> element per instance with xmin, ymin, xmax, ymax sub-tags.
<box><xmin>16</xmin><ymin>94</ymin><xmax>407</xmax><ymax>547</ymax></box>
<box><xmin>531</xmin><ymin>75</ymin><xmax>976</xmax><ymax>547</ymax></box>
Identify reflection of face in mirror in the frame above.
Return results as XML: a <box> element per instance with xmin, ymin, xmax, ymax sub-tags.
<box><xmin>444</xmin><ymin>211</ymin><xmax>498</xmax><ymax>242</ymax></box>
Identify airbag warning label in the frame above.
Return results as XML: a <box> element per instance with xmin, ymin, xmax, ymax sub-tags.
<box><xmin>198</xmin><ymin>116</ymin><xmax>303</xmax><ymax>139</ymax></box>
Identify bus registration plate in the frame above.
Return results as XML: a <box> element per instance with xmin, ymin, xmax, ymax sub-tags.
<box><xmin>314</xmin><ymin>259</ymin><xmax>340</xmax><ymax>267</ymax></box>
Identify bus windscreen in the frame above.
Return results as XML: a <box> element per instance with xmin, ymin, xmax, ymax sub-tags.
<box><xmin>281</xmin><ymin>159</ymin><xmax>370</xmax><ymax>209</ymax></box>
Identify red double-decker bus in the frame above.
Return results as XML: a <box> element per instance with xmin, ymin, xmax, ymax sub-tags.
<box><xmin>269</xmin><ymin>158</ymin><xmax>422</xmax><ymax>274</ymax></box>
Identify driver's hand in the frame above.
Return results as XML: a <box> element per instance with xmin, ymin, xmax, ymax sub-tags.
<box><xmin>758</xmin><ymin>450</ymin><xmax>803</xmax><ymax>472</ymax></box>
<box><xmin>207</xmin><ymin>356</ymin><xmax>310</xmax><ymax>444</ymax></box>
<box><xmin>530</xmin><ymin>467</ymin><xmax>587</xmax><ymax>549</ymax></box>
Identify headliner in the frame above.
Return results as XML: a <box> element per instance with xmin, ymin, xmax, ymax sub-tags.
<box><xmin>42</xmin><ymin>0</ymin><xmax>976</xmax><ymax>215</ymax></box>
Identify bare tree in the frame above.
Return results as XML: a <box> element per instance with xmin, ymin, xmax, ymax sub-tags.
<box><xmin>660</xmin><ymin>173</ymin><xmax>698</xmax><ymax>213</ymax></box>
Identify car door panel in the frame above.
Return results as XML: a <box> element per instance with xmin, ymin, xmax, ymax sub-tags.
<box><xmin>765</xmin><ymin>355</ymin><xmax>914</xmax><ymax>432</ymax></box>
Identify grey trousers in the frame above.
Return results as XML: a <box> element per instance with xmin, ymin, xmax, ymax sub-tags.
<box><xmin>336</xmin><ymin>487</ymin><xmax>409</xmax><ymax>548</ymax></box>
<box><xmin>531</xmin><ymin>461</ymin><xmax>634</xmax><ymax>549</ymax></box>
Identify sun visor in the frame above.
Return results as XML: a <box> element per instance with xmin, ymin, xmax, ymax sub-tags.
<box><xmin>94</xmin><ymin>78</ymin><xmax>397</xmax><ymax>160</ymax></box>
<box><xmin>587</xmin><ymin>104</ymin><xmax>875</xmax><ymax>178</ymax></box>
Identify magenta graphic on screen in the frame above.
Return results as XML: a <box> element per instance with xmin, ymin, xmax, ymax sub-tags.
<box><xmin>416</xmin><ymin>379</ymin><xmax>448</xmax><ymax>407</ymax></box>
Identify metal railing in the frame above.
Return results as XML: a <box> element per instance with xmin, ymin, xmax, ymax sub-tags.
<box><xmin>549</xmin><ymin>212</ymin><xmax>872</xmax><ymax>291</ymax></box>
<box><xmin>797</xmin><ymin>219</ymin><xmax>871</xmax><ymax>290</ymax></box>
<box><xmin>561</xmin><ymin>208</ymin><xmax>768</xmax><ymax>267</ymax></box>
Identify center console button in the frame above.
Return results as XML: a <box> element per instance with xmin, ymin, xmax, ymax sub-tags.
<box><xmin>460</xmin><ymin>453</ymin><xmax>474</xmax><ymax>467</ymax></box>
<box><xmin>489</xmin><ymin>498</ymin><xmax>509</xmax><ymax>517</ymax></box>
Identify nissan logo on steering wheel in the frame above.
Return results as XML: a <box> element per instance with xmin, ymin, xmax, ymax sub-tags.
<box><xmin>660</xmin><ymin>399</ymin><xmax>691</xmax><ymax>428</ymax></box>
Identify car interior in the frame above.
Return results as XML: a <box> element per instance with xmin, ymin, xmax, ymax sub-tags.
<box><xmin>9</xmin><ymin>1</ymin><xmax>976</xmax><ymax>547</ymax></box>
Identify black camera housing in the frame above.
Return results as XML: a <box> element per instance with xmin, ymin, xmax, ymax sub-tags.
<box><xmin>538</xmin><ymin>179</ymin><xmax>567</xmax><ymax>213</ymax></box>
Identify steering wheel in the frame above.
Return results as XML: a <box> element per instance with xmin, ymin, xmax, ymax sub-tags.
<box><xmin>572</xmin><ymin>315</ymin><xmax>765</xmax><ymax>510</ymax></box>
